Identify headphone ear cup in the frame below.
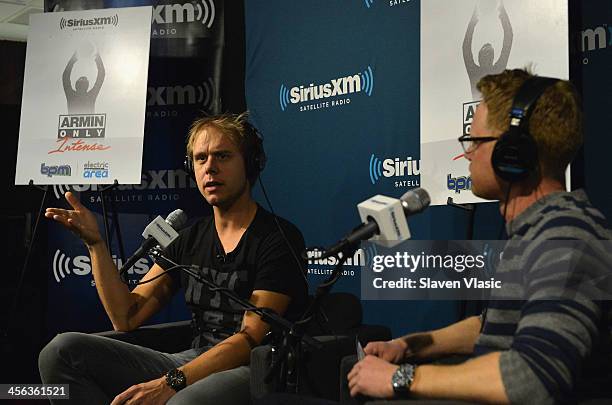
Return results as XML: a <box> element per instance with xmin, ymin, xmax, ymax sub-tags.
<box><xmin>184</xmin><ymin>156</ymin><xmax>195</xmax><ymax>181</ymax></box>
<box><xmin>253</xmin><ymin>137</ymin><xmax>267</xmax><ymax>173</ymax></box>
<box><xmin>492</xmin><ymin>129</ymin><xmax>538</xmax><ymax>182</ymax></box>
<box><xmin>244</xmin><ymin>123</ymin><xmax>266</xmax><ymax>183</ymax></box>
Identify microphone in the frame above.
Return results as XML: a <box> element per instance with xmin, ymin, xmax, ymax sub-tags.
<box><xmin>320</xmin><ymin>188</ymin><xmax>430</xmax><ymax>259</ymax></box>
<box><xmin>118</xmin><ymin>209</ymin><xmax>188</xmax><ymax>277</ymax></box>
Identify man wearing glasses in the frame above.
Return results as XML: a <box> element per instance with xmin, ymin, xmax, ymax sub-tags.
<box><xmin>346</xmin><ymin>69</ymin><xmax>612</xmax><ymax>404</ymax></box>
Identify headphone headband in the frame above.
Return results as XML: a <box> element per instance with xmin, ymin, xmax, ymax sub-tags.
<box><xmin>509</xmin><ymin>77</ymin><xmax>559</xmax><ymax>129</ymax></box>
<box><xmin>491</xmin><ymin>76</ymin><xmax>559</xmax><ymax>182</ymax></box>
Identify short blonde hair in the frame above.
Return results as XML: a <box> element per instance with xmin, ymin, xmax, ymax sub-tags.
<box><xmin>477</xmin><ymin>69</ymin><xmax>582</xmax><ymax>179</ymax></box>
<box><xmin>185</xmin><ymin>112</ymin><xmax>261</xmax><ymax>184</ymax></box>
<box><xmin>186</xmin><ymin>112</ymin><xmax>250</xmax><ymax>160</ymax></box>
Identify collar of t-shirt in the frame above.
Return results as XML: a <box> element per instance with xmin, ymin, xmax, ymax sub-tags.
<box><xmin>212</xmin><ymin>205</ymin><xmax>261</xmax><ymax>264</ymax></box>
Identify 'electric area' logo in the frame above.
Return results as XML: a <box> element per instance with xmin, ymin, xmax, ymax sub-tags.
<box><xmin>41</xmin><ymin>163</ymin><xmax>72</xmax><ymax>178</ymax></box>
<box><xmin>151</xmin><ymin>0</ymin><xmax>216</xmax><ymax>38</ymax></box>
<box><xmin>83</xmin><ymin>161</ymin><xmax>109</xmax><ymax>179</ymax></box>
<box><xmin>447</xmin><ymin>174</ymin><xmax>472</xmax><ymax>194</ymax></box>
<box><xmin>52</xmin><ymin>249</ymin><xmax>150</xmax><ymax>284</ymax></box>
<box><xmin>147</xmin><ymin>79</ymin><xmax>218</xmax><ymax>118</ymax></box>
<box><xmin>279</xmin><ymin>65</ymin><xmax>374</xmax><ymax>112</ymax></box>
<box><xmin>369</xmin><ymin>154</ymin><xmax>420</xmax><ymax>188</ymax></box>
<box><xmin>60</xmin><ymin>14</ymin><xmax>118</xmax><ymax>30</ymax></box>
<box><xmin>51</xmin><ymin>169</ymin><xmax>196</xmax><ymax>199</ymax></box>
<box><xmin>580</xmin><ymin>24</ymin><xmax>612</xmax><ymax>64</ymax></box>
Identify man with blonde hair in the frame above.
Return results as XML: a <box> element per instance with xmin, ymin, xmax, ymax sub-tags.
<box><xmin>39</xmin><ymin>112</ymin><xmax>308</xmax><ymax>404</ymax></box>
<box><xmin>347</xmin><ymin>69</ymin><xmax>611</xmax><ymax>404</ymax></box>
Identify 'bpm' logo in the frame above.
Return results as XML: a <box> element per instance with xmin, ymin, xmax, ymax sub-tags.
<box><xmin>279</xmin><ymin>66</ymin><xmax>374</xmax><ymax>112</ymax></box>
<box><xmin>368</xmin><ymin>154</ymin><xmax>420</xmax><ymax>186</ymax></box>
<box><xmin>152</xmin><ymin>0</ymin><xmax>215</xmax><ymax>27</ymax></box>
<box><xmin>447</xmin><ymin>174</ymin><xmax>472</xmax><ymax>194</ymax></box>
<box><xmin>41</xmin><ymin>163</ymin><xmax>71</xmax><ymax>178</ymax></box>
<box><xmin>60</xmin><ymin>14</ymin><xmax>118</xmax><ymax>30</ymax></box>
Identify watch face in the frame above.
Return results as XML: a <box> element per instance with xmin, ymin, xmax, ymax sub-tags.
<box><xmin>166</xmin><ymin>369</ymin><xmax>187</xmax><ymax>392</ymax></box>
<box><xmin>392</xmin><ymin>364</ymin><xmax>414</xmax><ymax>393</ymax></box>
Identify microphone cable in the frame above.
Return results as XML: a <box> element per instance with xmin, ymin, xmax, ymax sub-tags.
<box><xmin>257</xmin><ymin>175</ymin><xmax>309</xmax><ymax>286</ymax></box>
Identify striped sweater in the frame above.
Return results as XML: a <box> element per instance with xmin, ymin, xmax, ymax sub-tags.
<box><xmin>474</xmin><ymin>189</ymin><xmax>612</xmax><ymax>404</ymax></box>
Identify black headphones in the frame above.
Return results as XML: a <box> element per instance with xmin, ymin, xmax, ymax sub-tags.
<box><xmin>184</xmin><ymin>120</ymin><xmax>267</xmax><ymax>185</ymax></box>
<box><xmin>491</xmin><ymin>76</ymin><xmax>559</xmax><ymax>182</ymax></box>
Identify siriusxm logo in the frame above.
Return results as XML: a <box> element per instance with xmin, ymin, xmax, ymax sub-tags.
<box><xmin>52</xmin><ymin>169</ymin><xmax>196</xmax><ymax>199</ymax></box>
<box><xmin>41</xmin><ymin>163</ymin><xmax>71</xmax><ymax>178</ymax></box>
<box><xmin>52</xmin><ymin>249</ymin><xmax>150</xmax><ymax>284</ymax></box>
<box><xmin>147</xmin><ymin>79</ymin><xmax>216</xmax><ymax>108</ymax></box>
<box><xmin>581</xmin><ymin>25</ymin><xmax>612</xmax><ymax>52</ymax></box>
<box><xmin>152</xmin><ymin>0</ymin><xmax>215</xmax><ymax>27</ymax></box>
<box><xmin>307</xmin><ymin>247</ymin><xmax>367</xmax><ymax>267</ymax></box>
<box><xmin>580</xmin><ymin>24</ymin><xmax>612</xmax><ymax>64</ymax></box>
<box><xmin>307</xmin><ymin>244</ymin><xmax>378</xmax><ymax>270</ymax></box>
<box><xmin>363</xmin><ymin>0</ymin><xmax>411</xmax><ymax>8</ymax></box>
<box><xmin>60</xmin><ymin>15</ymin><xmax>118</xmax><ymax>30</ymax></box>
<box><xmin>279</xmin><ymin>66</ymin><xmax>374</xmax><ymax>112</ymax></box>
<box><xmin>447</xmin><ymin>174</ymin><xmax>472</xmax><ymax>194</ymax></box>
<box><xmin>369</xmin><ymin>154</ymin><xmax>420</xmax><ymax>186</ymax></box>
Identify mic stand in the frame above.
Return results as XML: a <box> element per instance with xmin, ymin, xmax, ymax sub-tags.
<box><xmin>2</xmin><ymin>182</ymin><xmax>49</xmax><ymax>343</ymax></box>
<box><xmin>267</xmin><ymin>250</ymin><xmax>352</xmax><ymax>394</ymax></box>
<box><xmin>446</xmin><ymin>197</ymin><xmax>480</xmax><ymax>319</ymax></box>
<box><xmin>98</xmin><ymin>180</ymin><xmax>126</xmax><ymax>265</ymax></box>
<box><xmin>148</xmin><ymin>249</ymin><xmax>322</xmax><ymax>394</ymax></box>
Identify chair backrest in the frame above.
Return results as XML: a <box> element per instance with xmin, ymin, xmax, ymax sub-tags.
<box><xmin>307</xmin><ymin>292</ymin><xmax>363</xmax><ymax>335</ymax></box>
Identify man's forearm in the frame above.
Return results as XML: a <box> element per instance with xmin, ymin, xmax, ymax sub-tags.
<box><xmin>399</xmin><ymin>315</ymin><xmax>481</xmax><ymax>360</ymax></box>
<box><xmin>88</xmin><ymin>243</ymin><xmax>138</xmax><ymax>330</ymax></box>
<box><xmin>411</xmin><ymin>352</ymin><xmax>509</xmax><ymax>404</ymax></box>
<box><xmin>180</xmin><ymin>333</ymin><xmax>253</xmax><ymax>385</ymax></box>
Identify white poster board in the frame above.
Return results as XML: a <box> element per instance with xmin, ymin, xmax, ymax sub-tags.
<box><xmin>420</xmin><ymin>0</ymin><xmax>569</xmax><ymax>205</ymax></box>
<box><xmin>15</xmin><ymin>6</ymin><xmax>152</xmax><ymax>185</ymax></box>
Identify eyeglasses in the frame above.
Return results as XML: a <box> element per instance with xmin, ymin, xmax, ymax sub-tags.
<box><xmin>457</xmin><ymin>135</ymin><xmax>498</xmax><ymax>154</ymax></box>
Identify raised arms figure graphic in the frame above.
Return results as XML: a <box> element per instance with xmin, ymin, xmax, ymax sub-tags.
<box><xmin>63</xmin><ymin>50</ymin><xmax>105</xmax><ymax>114</ymax></box>
<box><xmin>463</xmin><ymin>1</ymin><xmax>513</xmax><ymax>99</ymax></box>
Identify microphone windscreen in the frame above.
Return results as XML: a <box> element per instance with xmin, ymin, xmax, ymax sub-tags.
<box><xmin>400</xmin><ymin>188</ymin><xmax>431</xmax><ymax>214</ymax></box>
<box><xmin>165</xmin><ymin>209</ymin><xmax>188</xmax><ymax>230</ymax></box>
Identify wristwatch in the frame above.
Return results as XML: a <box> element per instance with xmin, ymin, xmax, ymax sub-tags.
<box><xmin>391</xmin><ymin>363</ymin><xmax>415</xmax><ymax>395</ymax></box>
<box><xmin>165</xmin><ymin>368</ymin><xmax>187</xmax><ymax>392</ymax></box>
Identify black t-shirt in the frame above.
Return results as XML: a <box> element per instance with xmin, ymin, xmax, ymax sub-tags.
<box><xmin>158</xmin><ymin>205</ymin><xmax>308</xmax><ymax>348</ymax></box>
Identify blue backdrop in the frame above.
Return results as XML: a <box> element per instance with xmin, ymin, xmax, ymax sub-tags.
<box><xmin>245</xmin><ymin>0</ymin><xmax>467</xmax><ymax>336</ymax></box>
